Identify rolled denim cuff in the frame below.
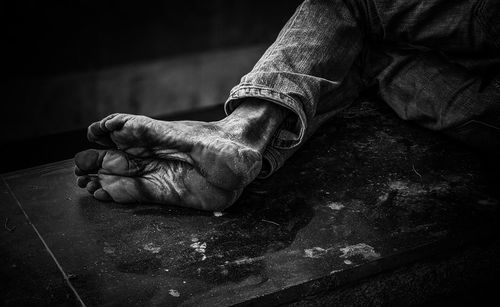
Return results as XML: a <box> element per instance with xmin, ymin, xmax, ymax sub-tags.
<box><xmin>225</xmin><ymin>84</ymin><xmax>308</xmax><ymax>149</ymax></box>
<box><xmin>256</xmin><ymin>109</ymin><xmax>336</xmax><ymax>178</ymax></box>
<box><xmin>258</xmin><ymin>146</ymin><xmax>301</xmax><ymax>179</ymax></box>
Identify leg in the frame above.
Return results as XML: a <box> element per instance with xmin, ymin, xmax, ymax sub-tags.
<box><xmin>371</xmin><ymin>48</ymin><xmax>500</xmax><ymax>154</ymax></box>
<box><xmin>370</xmin><ymin>0</ymin><xmax>499</xmax><ymax>54</ymax></box>
<box><xmin>75</xmin><ymin>0</ymin><xmax>500</xmax><ymax>209</ymax></box>
<box><xmin>75</xmin><ymin>100</ymin><xmax>288</xmax><ymax>210</ymax></box>
<box><xmin>226</xmin><ymin>0</ymin><xmax>500</xmax><ymax>174</ymax></box>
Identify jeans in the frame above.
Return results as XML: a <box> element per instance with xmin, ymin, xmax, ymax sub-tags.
<box><xmin>225</xmin><ymin>0</ymin><xmax>500</xmax><ymax>178</ymax></box>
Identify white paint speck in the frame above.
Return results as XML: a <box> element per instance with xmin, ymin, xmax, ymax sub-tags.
<box><xmin>304</xmin><ymin>247</ymin><xmax>328</xmax><ymax>259</ymax></box>
<box><xmin>213</xmin><ymin>211</ymin><xmax>224</xmax><ymax>217</ymax></box>
<box><xmin>143</xmin><ymin>243</ymin><xmax>161</xmax><ymax>254</ymax></box>
<box><xmin>389</xmin><ymin>181</ymin><xmax>408</xmax><ymax>190</ymax></box>
<box><xmin>327</xmin><ymin>202</ymin><xmax>345</xmax><ymax>211</ymax></box>
<box><xmin>340</xmin><ymin>243</ymin><xmax>380</xmax><ymax>260</ymax></box>
<box><xmin>190</xmin><ymin>242</ymin><xmax>207</xmax><ymax>253</ymax></box>
<box><xmin>168</xmin><ymin>289</ymin><xmax>180</xmax><ymax>297</ymax></box>
<box><xmin>233</xmin><ymin>256</ymin><xmax>265</xmax><ymax>265</ymax></box>
<box><xmin>103</xmin><ymin>246</ymin><xmax>115</xmax><ymax>254</ymax></box>
<box><xmin>378</xmin><ymin>193</ymin><xmax>389</xmax><ymax>202</ymax></box>
<box><xmin>190</xmin><ymin>241</ymin><xmax>207</xmax><ymax>261</ymax></box>
<box><xmin>103</xmin><ymin>242</ymin><xmax>115</xmax><ymax>254</ymax></box>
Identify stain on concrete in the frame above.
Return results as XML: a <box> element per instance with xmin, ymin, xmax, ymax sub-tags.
<box><xmin>190</xmin><ymin>241</ymin><xmax>208</xmax><ymax>261</ymax></box>
<box><xmin>304</xmin><ymin>247</ymin><xmax>329</xmax><ymax>259</ymax></box>
<box><xmin>143</xmin><ymin>243</ymin><xmax>161</xmax><ymax>254</ymax></box>
<box><xmin>327</xmin><ymin>202</ymin><xmax>345</xmax><ymax>211</ymax></box>
<box><xmin>340</xmin><ymin>243</ymin><xmax>380</xmax><ymax>260</ymax></box>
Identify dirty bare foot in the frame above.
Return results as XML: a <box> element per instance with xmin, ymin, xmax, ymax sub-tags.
<box><xmin>77</xmin><ymin>99</ymin><xmax>287</xmax><ymax>210</ymax></box>
<box><xmin>74</xmin><ymin>149</ymin><xmax>241</xmax><ymax>210</ymax></box>
<box><xmin>86</xmin><ymin>117</ymin><xmax>258</xmax><ymax>191</ymax></box>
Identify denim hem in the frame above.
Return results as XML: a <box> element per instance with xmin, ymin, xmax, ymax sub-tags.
<box><xmin>224</xmin><ymin>84</ymin><xmax>308</xmax><ymax>149</ymax></box>
<box><xmin>257</xmin><ymin>146</ymin><xmax>282</xmax><ymax>179</ymax></box>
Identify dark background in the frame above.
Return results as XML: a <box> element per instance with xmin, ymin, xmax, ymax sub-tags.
<box><xmin>5</xmin><ymin>0</ymin><xmax>301</xmax><ymax>77</ymax></box>
<box><xmin>2</xmin><ymin>0</ymin><xmax>302</xmax><ymax>172</ymax></box>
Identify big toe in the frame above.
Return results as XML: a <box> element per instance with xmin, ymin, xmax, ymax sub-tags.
<box><xmin>75</xmin><ymin>149</ymin><xmax>139</xmax><ymax>176</ymax></box>
<box><xmin>101</xmin><ymin>113</ymin><xmax>132</xmax><ymax>132</ymax></box>
<box><xmin>87</xmin><ymin>121</ymin><xmax>114</xmax><ymax>147</ymax></box>
<box><xmin>75</xmin><ymin>149</ymin><xmax>106</xmax><ymax>173</ymax></box>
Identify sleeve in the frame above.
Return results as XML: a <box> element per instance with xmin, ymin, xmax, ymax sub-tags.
<box><xmin>224</xmin><ymin>0</ymin><xmax>365</xmax><ymax>150</ymax></box>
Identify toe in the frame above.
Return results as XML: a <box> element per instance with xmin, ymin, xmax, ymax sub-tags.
<box><xmin>87</xmin><ymin>122</ymin><xmax>114</xmax><ymax>147</ymax></box>
<box><xmin>93</xmin><ymin>188</ymin><xmax>112</xmax><ymax>202</ymax></box>
<box><xmin>102</xmin><ymin>113</ymin><xmax>130</xmax><ymax>132</ymax></box>
<box><xmin>99</xmin><ymin>113</ymin><xmax>122</xmax><ymax>132</ymax></box>
<box><xmin>75</xmin><ymin>148</ymin><xmax>142</xmax><ymax>176</ymax></box>
<box><xmin>86</xmin><ymin>179</ymin><xmax>101</xmax><ymax>194</ymax></box>
<box><xmin>75</xmin><ymin>165</ymin><xmax>85</xmax><ymax>176</ymax></box>
<box><xmin>76</xmin><ymin>175</ymin><xmax>92</xmax><ymax>188</ymax></box>
<box><xmin>74</xmin><ymin>149</ymin><xmax>107</xmax><ymax>174</ymax></box>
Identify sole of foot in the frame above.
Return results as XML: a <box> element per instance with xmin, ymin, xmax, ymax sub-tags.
<box><xmin>86</xmin><ymin>113</ymin><xmax>262</xmax><ymax>191</ymax></box>
<box><xmin>74</xmin><ymin>149</ymin><xmax>242</xmax><ymax>211</ymax></box>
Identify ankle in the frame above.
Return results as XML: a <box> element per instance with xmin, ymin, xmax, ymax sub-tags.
<box><xmin>217</xmin><ymin>99</ymin><xmax>288</xmax><ymax>152</ymax></box>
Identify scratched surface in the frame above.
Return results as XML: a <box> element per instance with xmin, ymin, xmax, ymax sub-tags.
<box><xmin>1</xmin><ymin>100</ymin><xmax>499</xmax><ymax>306</ymax></box>
<box><xmin>0</xmin><ymin>178</ymin><xmax>78</xmax><ymax>305</ymax></box>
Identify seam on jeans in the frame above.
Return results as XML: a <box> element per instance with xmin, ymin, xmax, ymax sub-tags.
<box><xmin>474</xmin><ymin>0</ymin><xmax>500</xmax><ymax>50</ymax></box>
<box><xmin>421</xmin><ymin>51</ymin><xmax>480</xmax><ymax>127</ymax></box>
<box><xmin>458</xmin><ymin>119</ymin><xmax>500</xmax><ymax>131</ymax></box>
<box><xmin>369</xmin><ymin>0</ymin><xmax>386</xmax><ymax>40</ymax></box>
<box><xmin>258</xmin><ymin>147</ymin><xmax>280</xmax><ymax>179</ymax></box>
<box><xmin>227</xmin><ymin>85</ymin><xmax>306</xmax><ymax>128</ymax></box>
<box><xmin>245</xmin><ymin>71</ymin><xmax>341</xmax><ymax>86</ymax></box>
<box><xmin>472</xmin><ymin>0</ymin><xmax>485</xmax><ymax>18</ymax></box>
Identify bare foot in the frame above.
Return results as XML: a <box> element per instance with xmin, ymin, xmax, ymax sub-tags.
<box><xmin>86</xmin><ymin>114</ymin><xmax>265</xmax><ymax>190</ymax></box>
<box><xmin>74</xmin><ymin>149</ymin><xmax>242</xmax><ymax>211</ymax></box>
<box><xmin>76</xmin><ymin>99</ymin><xmax>287</xmax><ymax>210</ymax></box>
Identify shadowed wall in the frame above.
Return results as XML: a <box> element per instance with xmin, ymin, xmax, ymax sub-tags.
<box><xmin>2</xmin><ymin>0</ymin><xmax>302</xmax><ymax>143</ymax></box>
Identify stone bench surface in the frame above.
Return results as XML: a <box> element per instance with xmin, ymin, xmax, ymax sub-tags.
<box><xmin>1</xmin><ymin>100</ymin><xmax>499</xmax><ymax>306</ymax></box>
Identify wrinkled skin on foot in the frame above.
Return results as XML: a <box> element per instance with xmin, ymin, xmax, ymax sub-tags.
<box><xmin>87</xmin><ymin>113</ymin><xmax>262</xmax><ymax>190</ymax></box>
<box><xmin>75</xmin><ymin>149</ymin><xmax>242</xmax><ymax>211</ymax></box>
<box><xmin>75</xmin><ymin>113</ymin><xmax>263</xmax><ymax>211</ymax></box>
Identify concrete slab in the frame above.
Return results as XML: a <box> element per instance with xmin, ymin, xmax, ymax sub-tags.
<box><xmin>0</xmin><ymin>179</ymin><xmax>78</xmax><ymax>306</ymax></box>
<box><xmin>1</xmin><ymin>100</ymin><xmax>499</xmax><ymax>306</ymax></box>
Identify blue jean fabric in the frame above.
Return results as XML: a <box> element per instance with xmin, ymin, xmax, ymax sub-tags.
<box><xmin>225</xmin><ymin>0</ymin><xmax>500</xmax><ymax>178</ymax></box>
